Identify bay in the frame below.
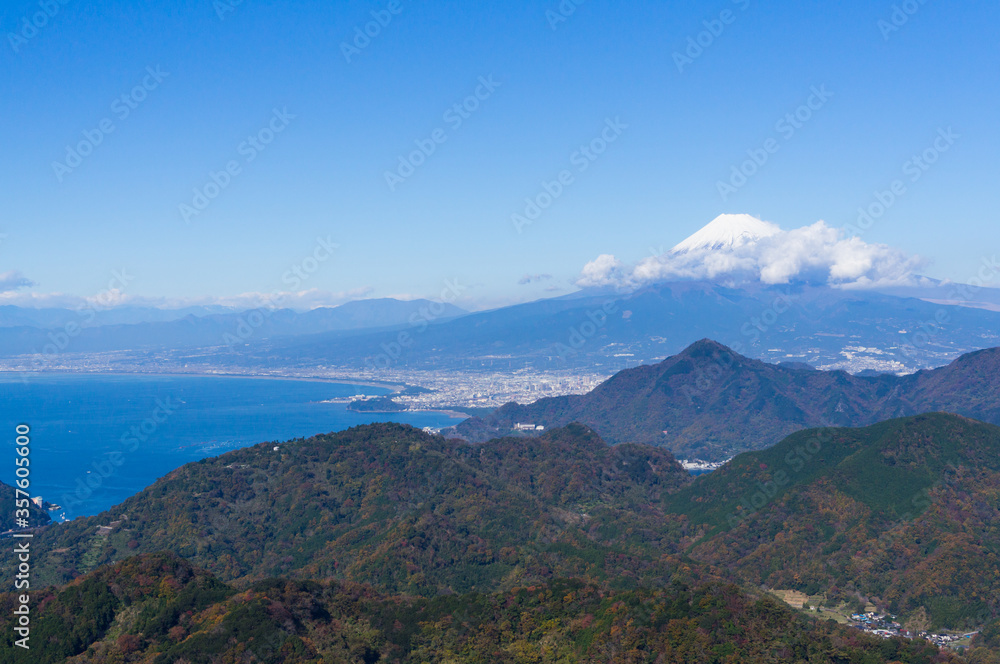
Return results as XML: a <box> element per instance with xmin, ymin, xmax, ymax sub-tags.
<box><xmin>0</xmin><ymin>373</ymin><xmax>462</xmax><ymax>519</ymax></box>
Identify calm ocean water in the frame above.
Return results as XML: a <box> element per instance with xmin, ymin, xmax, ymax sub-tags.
<box><xmin>1</xmin><ymin>374</ymin><xmax>462</xmax><ymax>519</ymax></box>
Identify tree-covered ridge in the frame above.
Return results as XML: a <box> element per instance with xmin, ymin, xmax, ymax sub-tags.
<box><xmin>0</xmin><ymin>552</ymin><xmax>231</xmax><ymax>663</ymax></box>
<box><xmin>7</xmin><ymin>415</ymin><xmax>1000</xmax><ymax>649</ymax></box>
<box><xmin>0</xmin><ymin>552</ymin><xmax>969</xmax><ymax>664</ymax></box>
<box><xmin>666</xmin><ymin>413</ymin><xmax>1000</xmax><ymax>629</ymax></box>
<box><xmin>12</xmin><ymin>423</ymin><xmax>692</xmax><ymax>594</ymax></box>
<box><xmin>453</xmin><ymin>340</ymin><xmax>1000</xmax><ymax>460</ymax></box>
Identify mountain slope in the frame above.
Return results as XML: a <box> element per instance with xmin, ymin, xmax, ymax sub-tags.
<box><xmin>453</xmin><ymin>339</ymin><xmax>1000</xmax><ymax>459</ymax></box>
<box><xmin>666</xmin><ymin>413</ymin><xmax>1000</xmax><ymax>629</ymax></box>
<box><xmin>0</xmin><ymin>552</ymin><xmax>964</xmax><ymax>664</ymax></box>
<box><xmin>671</xmin><ymin>213</ymin><xmax>781</xmax><ymax>252</ymax></box>
<box><xmin>7</xmin><ymin>416</ymin><xmax>1000</xmax><ymax>649</ymax></box>
<box><xmin>15</xmin><ymin>423</ymin><xmax>691</xmax><ymax>594</ymax></box>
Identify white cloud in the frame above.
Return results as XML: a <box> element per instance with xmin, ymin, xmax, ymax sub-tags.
<box><xmin>518</xmin><ymin>273</ymin><xmax>553</xmax><ymax>285</ymax></box>
<box><xmin>577</xmin><ymin>254</ymin><xmax>625</xmax><ymax>288</ymax></box>
<box><xmin>0</xmin><ymin>270</ymin><xmax>34</xmax><ymax>292</ymax></box>
<box><xmin>0</xmin><ymin>287</ymin><xmax>377</xmax><ymax>311</ymax></box>
<box><xmin>580</xmin><ymin>217</ymin><xmax>926</xmax><ymax>290</ymax></box>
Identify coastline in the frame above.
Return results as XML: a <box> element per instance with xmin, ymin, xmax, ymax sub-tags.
<box><xmin>0</xmin><ymin>369</ymin><xmax>409</xmax><ymax>393</ymax></box>
<box><xmin>3</xmin><ymin>368</ymin><xmax>470</xmax><ymax>423</ymax></box>
<box><xmin>343</xmin><ymin>407</ymin><xmax>468</xmax><ymax>419</ymax></box>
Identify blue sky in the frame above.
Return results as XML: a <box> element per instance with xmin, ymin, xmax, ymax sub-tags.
<box><xmin>2</xmin><ymin>0</ymin><xmax>998</xmax><ymax>310</ymax></box>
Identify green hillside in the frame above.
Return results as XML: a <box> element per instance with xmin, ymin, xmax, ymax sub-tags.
<box><xmin>7</xmin><ymin>415</ymin><xmax>1000</xmax><ymax>658</ymax></box>
<box><xmin>668</xmin><ymin>413</ymin><xmax>1000</xmax><ymax>629</ymax></box>
<box><xmin>0</xmin><ymin>552</ymin><xmax>966</xmax><ymax>664</ymax></box>
<box><xmin>11</xmin><ymin>423</ymin><xmax>692</xmax><ymax>595</ymax></box>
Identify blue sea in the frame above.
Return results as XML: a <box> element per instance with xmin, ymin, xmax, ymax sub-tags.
<box><xmin>1</xmin><ymin>374</ymin><xmax>463</xmax><ymax>519</ymax></box>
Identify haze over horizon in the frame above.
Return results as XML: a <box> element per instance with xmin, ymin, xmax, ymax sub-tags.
<box><xmin>3</xmin><ymin>1</ymin><xmax>998</xmax><ymax>311</ymax></box>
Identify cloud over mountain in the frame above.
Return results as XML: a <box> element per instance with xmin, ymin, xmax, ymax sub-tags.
<box><xmin>0</xmin><ymin>286</ymin><xmax>376</xmax><ymax>311</ymax></box>
<box><xmin>0</xmin><ymin>270</ymin><xmax>34</xmax><ymax>292</ymax></box>
<box><xmin>579</xmin><ymin>214</ymin><xmax>926</xmax><ymax>289</ymax></box>
<box><xmin>518</xmin><ymin>273</ymin><xmax>554</xmax><ymax>285</ymax></box>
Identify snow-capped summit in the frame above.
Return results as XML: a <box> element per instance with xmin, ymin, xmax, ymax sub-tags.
<box><xmin>671</xmin><ymin>214</ymin><xmax>781</xmax><ymax>253</ymax></box>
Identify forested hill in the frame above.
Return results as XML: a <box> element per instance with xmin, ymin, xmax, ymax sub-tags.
<box><xmin>0</xmin><ymin>551</ymin><xmax>971</xmax><ymax>664</ymax></box>
<box><xmin>666</xmin><ymin>413</ymin><xmax>1000</xmax><ymax>630</ymax></box>
<box><xmin>13</xmin><ymin>423</ymin><xmax>692</xmax><ymax>593</ymax></box>
<box><xmin>8</xmin><ymin>416</ymin><xmax>1000</xmax><ymax>655</ymax></box>
<box><xmin>452</xmin><ymin>339</ymin><xmax>1000</xmax><ymax>460</ymax></box>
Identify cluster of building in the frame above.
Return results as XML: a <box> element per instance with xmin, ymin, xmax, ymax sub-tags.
<box><xmin>677</xmin><ymin>458</ymin><xmax>731</xmax><ymax>473</ymax></box>
<box><xmin>514</xmin><ymin>423</ymin><xmax>545</xmax><ymax>431</ymax></box>
<box><xmin>849</xmin><ymin>612</ymin><xmax>977</xmax><ymax>648</ymax></box>
<box><xmin>850</xmin><ymin>612</ymin><xmax>903</xmax><ymax>638</ymax></box>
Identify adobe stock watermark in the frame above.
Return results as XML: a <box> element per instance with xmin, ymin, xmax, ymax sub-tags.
<box><xmin>878</xmin><ymin>0</ymin><xmax>929</xmax><ymax>41</ymax></box>
<box><xmin>341</xmin><ymin>0</ymin><xmax>404</xmax><ymax>63</ymax></box>
<box><xmin>213</xmin><ymin>0</ymin><xmax>246</xmax><ymax>20</ymax></box>
<box><xmin>52</xmin><ymin>66</ymin><xmax>170</xmax><ymax>182</ymax></box>
<box><xmin>874</xmin><ymin>461</ymin><xmax>961</xmax><ymax>547</ymax></box>
<box><xmin>717</xmin><ymin>85</ymin><xmax>833</xmax><ymax>201</ymax></box>
<box><xmin>364</xmin><ymin>279</ymin><xmax>466</xmax><ymax>370</ymax></box>
<box><xmin>7</xmin><ymin>0</ymin><xmax>73</xmax><ymax>54</ymax></box>
<box><xmin>22</xmin><ymin>269</ymin><xmax>135</xmax><ymax>379</ymax></box>
<box><xmin>58</xmin><ymin>397</ymin><xmax>179</xmax><ymax>512</ymax></box>
<box><xmin>677</xmin><ymin>290</ymin><xmax>797</xmax><ymax>404</ymax></box>
<box><xmin>552</xmin><ymin>270</ymin><xmax>651</xmax><ymax>363</ymax></box>
<box><xmin>553</xmin><ymin>299</ymin><xmax>620</xmax><ymax>362</ymax></box>
<box><xmin>845</xmin><ymin>127</ymin><xmax>958</xmax><ymax>237</ymax></box>
<box><xmin>384</xmin><ymin>75</ymin><xmax>502</xmax><ymax>191</ymax></box>
<box><xmin>726</xmin><ymin>429</ymin><xmax>832</xmax><ymax>530</ymax></box>
<box><xmin>512</xmin><ymin>117</ymin><xmax>628</xmax><ymax>234</ymax></box>
<box><xmin>222</xmin><ymin>235</ymin><xmax>338</xmax><ymax>347</ymax></box>
<box><xmin>179</xmin><ymin>107</ymin><xmax>295</xmax><ymax>223</ymax></box>
<box><xmin>546</xmin><ymin>0</ymin><xmax>587</xmax><ymax>30</ymax></box>
<box><xmin>897</xmin><ymin>254</ymin><xmax>998</xmax><ymax>361</ymax></box>
<box><xmin>738</xmin><ymin>291</ymin><xmax>797</xmax><ymax>347</ymax></box>
<box><xmin>673</xmin><ymin>0</ymin><xmax>752</xmax><ymax>74</ymax></box>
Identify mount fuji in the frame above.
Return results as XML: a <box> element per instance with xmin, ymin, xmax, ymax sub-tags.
<box><xmin>670</xmin><ymin>213</ymin><xmax>781</xmax><ymax>253</ymax></box>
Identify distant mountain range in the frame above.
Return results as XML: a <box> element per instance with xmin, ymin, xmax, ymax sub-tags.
<box><xmin>205</xmin><ymin>279</ymin><xmax>1000</xmax><ymax>376</ymax></box>
<box><xmin>451</xmin><ymin>339</ymin><xmax>1000</xmax><ymax>460</ymax></box>
<box><xmin>3</xmin><ymin>280</ymin><xmax>1000</xmax><ymax>377</ymax></box>
<box><xmin>0</xmin><ymin>303</ymin><xmax>234</xmax><ymax>328</ymax></box>
<box><xmin>4</xmin><ymin>214</ymin><xmax>999</xmax><ymax>376</ymax></box>
<box><xmin>0</xmin><ymin>298</ymin><xmax>467</xmax><ymax>357</ymax></box>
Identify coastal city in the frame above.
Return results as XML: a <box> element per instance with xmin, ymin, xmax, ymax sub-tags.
<box><xmin>0</xmin><ymin>351</ymin><xmax>612</xmax><ymax>411</ymax></box>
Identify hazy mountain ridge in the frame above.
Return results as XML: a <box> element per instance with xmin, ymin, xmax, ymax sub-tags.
<box><xmin>236</xmin><ymin>281</ymin><xmax>1000</xmax><ymax>374</ymax></box>
<box><xmin>0</xmin><ymin>298</ymin><xmax>467</xmax><ymax>357</ymax></box>
<box><xmin>5</xmin><ymin>282</ymin><xmax>1000</xmax><ymax>378</ymax></box>
<box><xmin>452</xmin><ymin>339</ymin><xmax>1000</xmax><ymax>460</ymax></box>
